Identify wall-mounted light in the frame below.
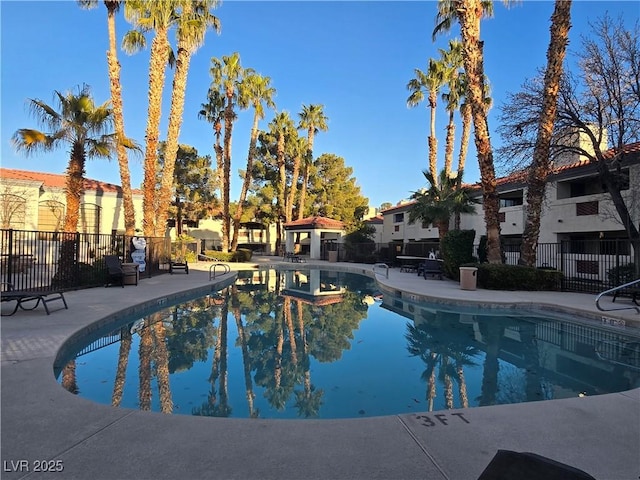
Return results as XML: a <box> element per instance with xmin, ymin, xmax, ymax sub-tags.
<box><xmin>558</xmin><ymin>219</ymin><xmax>563</xmax><ymax>223</ymax></box>
<box><xmin>512</xmin><ymin>223</ymin><xmax>516</xmax><ymax>226</ymax></box>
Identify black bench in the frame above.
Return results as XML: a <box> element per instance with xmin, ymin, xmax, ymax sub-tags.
<box><xmin>417</xmin><ymin>259</ymin><xmax>443</xmax><ymax>280</ymax></box>
<box><xmin>170</xmin><ymin>261</ymin><xmax>189</xmax><ymax>274</ymax></box>
<box><xmin>1</xmin><ymin>283</ymin><xmax>68</xmax><ymax>316</ymax></box>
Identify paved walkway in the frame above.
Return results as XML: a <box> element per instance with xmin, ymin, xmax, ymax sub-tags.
<box><xmin>1</xmin><ymin>258</ymin><xmax>639</xmax><ymax>480</ymax></box>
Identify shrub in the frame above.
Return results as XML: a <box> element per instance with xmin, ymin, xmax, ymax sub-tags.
<box><xmin>203</xmin><ymin>249</ymin><xmax>252</xmax><ymax>262</ymax></box>
<box><xmin>441</xmin><ymin>229</ymin><xmax>475</xmax><ymax>279</ymax></box>
<box><xmin>476</xmin><ymin>263</ymin><xmax>563</xmax><ymax>291</ymax></box>
<box><xmin>607</xmin><ymin>263</ymin><xmax>636</xmax><ymax>286</ymax></box>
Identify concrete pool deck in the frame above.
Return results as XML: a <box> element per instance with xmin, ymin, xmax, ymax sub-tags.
<box><xmin>1</xmin><ymin>257</ymin><xmax>639</xmax><ymax>480</ymax></box>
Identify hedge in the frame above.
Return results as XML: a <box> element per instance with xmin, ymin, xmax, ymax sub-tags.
<box><xmin>474</xmin><ymin>263</ymin><xmax>563</xmax><ymax>291</ymax></box>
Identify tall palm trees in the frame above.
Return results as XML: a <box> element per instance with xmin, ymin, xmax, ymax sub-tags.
<box><xmin>156</xmin><ymin>1</ymin><xmax>220</xmax><ymax>236</ymax></box>
<box><xmin>407</xmin><ymin>58</ymin><xmax>447</xmax><ymax>184</ymax></box>
<box><xmin>123</xmin><ymin>0</ymin><xmax>177</xmax><ymax>236</ymax></box>
<box><xmin>231</xmin><ymin>73</ymin><xmax>276</xmax><ymax>251</ymax></box>
<box><xmin>434</xmin><ymin>0</ymin><xmax>504</xmax><ymax>263</ymax></box>
<box><xmin>519</xmin><ymin>0</ymin><xmax>572</xmax><ymax>266</ymax></box>
<box><xmin>297</xmin><ymin>104</ymin><xmax>328</xmax><ymax>220</ymax></box>
<box><xmin>209</xmin><ymin>52</ymin><xmax>248</xmax><ymax>252</ymax></box>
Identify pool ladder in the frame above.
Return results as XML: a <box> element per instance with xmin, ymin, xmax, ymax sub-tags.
<box><xmin>372</xmin><ymin>263</ymin><xmax>389</xmax><ymax>279</ymax></box>
<box><xmin>595</xmin><ymin>278</ymin><xmax>640</xmax><ymax>314</ymax></box>
<box><xmin>197</xmin><ymin>254</ymin><xmax>232</xmax><ymax>280</ymax></box>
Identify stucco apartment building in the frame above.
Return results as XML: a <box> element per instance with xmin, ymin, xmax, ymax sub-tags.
<box><xmin>0</xmin><ymin>168</ymin><xmax>145</xmax><ymax>234</ymax></box>
<box><xmin>379</xmin><ymin>143</ymin><xmax>640</xmax><ymax>265</ymax></box>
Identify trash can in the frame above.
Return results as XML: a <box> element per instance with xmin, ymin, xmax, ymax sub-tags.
<box><xmin>459</xmin><ymin>266</ymin><xmax>478</xmax><ymax>291</ymax></box>
<box><xmin>328</xmin><ymin>250</ymin><xmax>338</xmax><ymax>263</ymax></box>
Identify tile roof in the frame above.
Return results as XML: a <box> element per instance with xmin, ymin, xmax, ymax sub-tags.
<box><xmin>365</xmin><ymin>214</ymin><xmax>384</xmax><ymax>224</ymax></box>
<box><xmin>284</xmin><ymin>216</ymin><xmax>345</xmax><ymax>230</ymax></box>
<box><xmin>0</xmin><ymin>168</ymin><xmax>142</xmax><ymax>194</ymax></box>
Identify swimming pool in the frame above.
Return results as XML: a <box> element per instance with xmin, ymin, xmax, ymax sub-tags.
<box><xmin>56</xmin><ymin>268</ymin><xmax>640</xmax><ymax>419</ymax></box>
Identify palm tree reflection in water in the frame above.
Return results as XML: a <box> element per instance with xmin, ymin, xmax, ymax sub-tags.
<box><xmin>59</xmin><ymin>270</ymin><xmax>640</xmax><ymax>417</ymax></box>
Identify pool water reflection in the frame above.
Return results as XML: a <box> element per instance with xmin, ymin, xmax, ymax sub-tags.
<box><xmin>57</xmin><ymin>268</ymin><xmax>640</xmax><ymax>419</ymax></box>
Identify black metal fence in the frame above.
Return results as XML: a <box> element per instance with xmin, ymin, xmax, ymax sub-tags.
<box><xmin>1</xmin><ymin>229</ymin><xmax>172</xmax><ymax>292</ymax></box>
<box><xmin>330</xmin><ymin>239</ymin><xmax>636</xmax><ymax>294</ymax></box>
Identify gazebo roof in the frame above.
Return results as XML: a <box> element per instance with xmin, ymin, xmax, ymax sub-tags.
<box><xmin>283</xmin><ymin>216</ymin><xmax>345</xmax><ymax>230</ymax></box>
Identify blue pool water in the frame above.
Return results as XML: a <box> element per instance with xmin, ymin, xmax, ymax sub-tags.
<box><xmin>56</xmin><ymin>268</ymin><xmax>640</xmax><ymax>419</ymax></box>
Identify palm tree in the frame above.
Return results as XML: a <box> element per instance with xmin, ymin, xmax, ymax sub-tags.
<box><xmin>297</xmin><ymin>104</ymin><xmax>328</xmax><ymax>220</ymax></box>
<box><xmin>407</xmin><ymin>58</ymin><xmax>448</xmax><ymax>184</ymax></box>
<box><xmin>123</xmin><ymin>0</ymin><xmax>177</xmax><ymax>236</ymax></box>
<box><xmin>78</xmin><ymin>0</ymin><xmax>137</xmax><ymax>235</ymax></box>
<box><xmin>231</xmin><ymin>73</ymin><xmax>276</xmax><ymax>251</ymax></box>
<box><xmin>209</xmin><ymin>52</ymin><xmax>249</xmax><ymax>252</ymax></box>
<box><xmin>439</xmin><ymin>39</ymin><xmax>465</xmax><ymax>178</ymax></box>
<box><xmin>519</xmin><ymin>0</ymin><xmax>572</xmax><ymax>267</ymax></box>
<box><xmin>199</xmin><ymin>88</ymin><xmax>226</xmax><ymax>198</ymax></box>
<box><xmin>434</xmin><ymin>0</ymin><xmax>506</xmax><ymax>263</ymax></box>
<box><xmin>286</xmin><ymin>134</ymin><xmax>308</xmax><ymax>222</ymax></box>
<box><xmin>408</xmin><ymin>169</ymin><xmax>477</xmax><ymax>244</ymax></box>
<box><xmin>157</xmin><ymin>0</ymin><xmax>221</xmax><ymax>237</ymax></box>
<box><xmin>12</xmin><ymin>85</ymin><xmax>115</xmax><ymax>233</ymax></box>
<box><xmin>268</xmin><ymin>112</ymin><xmax>295</xmax><ymax>250</ymax></box>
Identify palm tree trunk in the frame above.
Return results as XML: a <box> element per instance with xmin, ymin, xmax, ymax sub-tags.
<box><xmin>454</xmin><ymin>104</ymin><xmax>472</xmax><ymax>229</ymax></box>
<box><xmin>153</xmin><ymin>315</ymin><xmax>173</xmax><ymax>413</ymax></box>
<box><xmin>106</xmin><ymin>9</ymin><xmax>136</xmax><ymax>236</ymax></box>
<box><xmin>456</xmin><ymin>0</ymin><xmax>502</xmax><ymax>263</ymax></box>
<box><xmin>64</xmin><ymin>143</ymin><xmax>86</xmax><ymax>232</ymax></box>
<box><xmin>297</xmin><ymin>128</ymin><xmax>315</xmax><ymax>220</ymax></box>
<box><xmin>157</xmin><ymin>46</ymin><xmax>193</xmax><ymax>238</ymax></box>
<box><xmin>222</xmin><ymin>91</ymin><xmax>234</xmax><ymax>252</ymax></box>
<box><xmin>142</xmin><ymin>29</ymin><xmax>170</xmax><ymax>237</ymax></box>
<box><xmin>520</xmin><ymin>0</ymin><xmax>572</xmax><ymax>266</ymax></box>
<box><xmin>232</xmin><ymin>287</ymin><xmax>256</xmax><ymax>417</ymax></box>
<box><xmin>444</xmin><ymin>111</ymin><xmax>456</xmax><ymax>178</ymax></box>
<box><xmin>112</xmin><ymin>326</ymin><xmax>132</xmax><ymax>407</ymax></box>
<box><xmin>138</xmin><ymin>321</ymin><xmax>153</xmax><ymax>411</ymax></box>
<box><xmin>428</xmin><ymin>91</ymin><xmax>439</xmax><ymax>184</ymax></box>
<box><xmin>231</xmin><ymin>113</ymin><xmax>259</xmax><ymax>251</ymax></box>
<box><xmin>61</xmin><ymin>360</ymin><xmax>78</xmax><ymax>395</ymax></box>
<box><xmin>287</xmin><ymin>153</ymin><xmax>301</xmax><ymax>222</ymax></box>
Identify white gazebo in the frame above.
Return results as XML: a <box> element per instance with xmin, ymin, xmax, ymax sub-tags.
<box><xmin>283</xmin><ymin>216</ymin><xmax>345</xmax><ymax>260</ymax></box>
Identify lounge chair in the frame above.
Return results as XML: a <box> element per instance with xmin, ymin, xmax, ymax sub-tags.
<box><xmin>1</xmin><ymin>282</ymin><xmax>68</xmax><ymax>316</ymax></box>
<box><xmin>417</xmin><ymin>259</ymin><xmax>443</xmax><ymax>280</ymax></box>
<box><xmin>104</xmin><ymin>255</ymin><xmax>139</xmax><ymax>287</ymax></box>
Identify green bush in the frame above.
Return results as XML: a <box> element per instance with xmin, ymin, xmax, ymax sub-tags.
<box><xmin>607</xmin><ymin>263</ymin><xmax>636</xmax><ymax>285</ymax></box>
<box><xmin>203</xmin><ymin>249</ymin><xmax>253</xmax><ymax>262</ymax></box>
<box><xmin>441</xmin><ymin>230</ymin><xmax>475</xmax><ymax>279</ymax></box>
<box><xmin>476</xmin><ymin>263</ymin><xmax>563</xmax><ymax>291</ymax></box>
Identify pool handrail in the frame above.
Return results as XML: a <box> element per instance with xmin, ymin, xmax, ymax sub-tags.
<box><xmin>595</xmin><ymin>278</ymin><xmax>640</xmax><ymax>314</ymax></box>
<box><xmin>209</xmin><ymin>262</ymin><xmax>231</xmax><ymax>280</ymax></box>
<box><xmin>372</xmin><ymin>263</ymin><xmax>389</xmax><ymax>279</ymax></box>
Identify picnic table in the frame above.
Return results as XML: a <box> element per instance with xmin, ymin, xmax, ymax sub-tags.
<box><xmin>396</xmin><ymin>255</ymin><xmax>426</xmax><ymax>273</ymax></box>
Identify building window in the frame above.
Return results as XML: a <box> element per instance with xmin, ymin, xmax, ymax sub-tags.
<box><xmin>576</xmin><ymin>201</ymin><xmax>598</xmax><ymax>216</ymax></box>
<box><xmin>80</xmin><ymin>203</ymin><xmax>101</xmax><ymax>234</ymax></box>
<box><xmin>498</xmin><ymin>212</ymin><xmax>506</xmax><ymax>222</ymax></box>
<box><xmin>394</xmin><ymin>213</ymin><xmax>404</xmax><ymax>223</ymax></box>
<box><xmin>38</xmin><ymin>200</ymin><xmax>65</xmax><ymax>231</ymax></box>
<box><xmin>0</xmin><ymin>194</ymin><xmax>27</xmax><ymax>229</ymax></box>
<box><xmin>394</xmin><ymin>225</ymin><xmax>400</xmax><ymax>232</ymax></box>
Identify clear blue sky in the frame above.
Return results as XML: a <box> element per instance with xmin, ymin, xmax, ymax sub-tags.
<box><xmin>1</xmin><ymin>1</ymin><xmax>637</xmax><ymax>211</ymax></box>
